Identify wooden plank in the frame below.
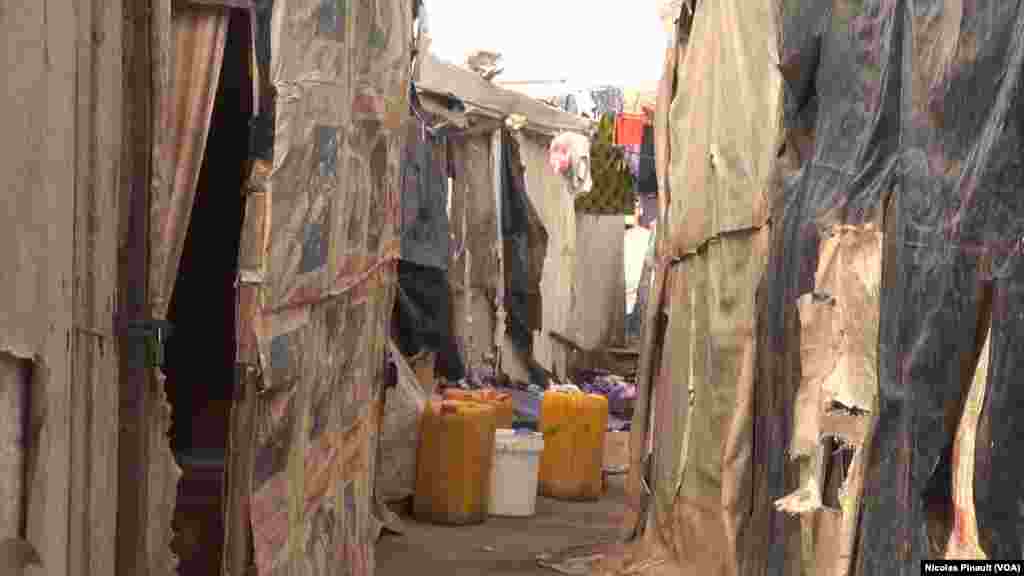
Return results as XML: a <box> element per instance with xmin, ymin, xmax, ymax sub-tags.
<box><xmin>69</xmin><ymin>0</ymin><xmax>98</xmax><ymax>572</ymax></box>
<box><xmin>492</xmin><ymin>130</ymin><xmax>507</xmax><ymax>375</ymax></box>
<box><xmin>116</xmin><ymin>0</ymin><xmax>155</xmax><ymax>573</ymax></box>
<box><xmin>26</xmin><ymin>1</ymin><xmax>78</xmax><ymax>575</ymax></box>
<box><xmin>85</xmin><ymin>1</ymin><xmax>123</xmax><ymax>574</ymax></box>
<box><xmin>225</xmin><ymin>16</ymin><xmax>261</xmax><ymax>569</ymax></box>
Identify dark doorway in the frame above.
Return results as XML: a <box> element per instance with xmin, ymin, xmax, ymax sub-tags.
<box><xmin>163</xmin><ymin>9</ymin><xmax>252</xmax><ymax>575</ymax></box>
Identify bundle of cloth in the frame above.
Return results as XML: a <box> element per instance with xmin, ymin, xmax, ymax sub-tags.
<box><xmin>576</xmin><ymin>369</ymin><xmax>637</xmax><ymax>418</ymax></box>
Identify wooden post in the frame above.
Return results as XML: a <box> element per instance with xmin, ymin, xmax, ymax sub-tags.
<box><xmin>116</xmin><ymin>0</ymin><xmax>155</xmax><ymax>572</ymax></box>
<box><xmin>492</xmin><ymin>129</ymin><xmax>506</xmax><ymax>372</ymax></box>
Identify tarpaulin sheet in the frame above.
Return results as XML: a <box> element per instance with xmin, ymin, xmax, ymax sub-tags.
<box><xmin>651</xmin><ymin>0</ymin><xmax>782</xmax><ymax>574</ymax></box>
<box><xmin>665</xmin><ymin>0</ymin><xmax>778</xmax><ymax>259</ymax></box>
<box><xmin>376</xmin><ymin>341</ymin><xmax>428</xmax><ymax>504</ymax></box>
<box><xmin>517</xmin><ymin>132</ymin><xmax>578</xmax><ymax>379</ymax></box>
<box><xmin>655</xmin><ymin>230</ymin><xmax>769</xmax><ymax>575</ymax></box>
<box><xmin>770</xmin><ymin>1</ymin><xmax>1024</xmax><ymax>572</ymax></box>
<box><xmin>247</xmin><ymin>0</ymin><xmax>411</xmax><ymax>574</ymax></box>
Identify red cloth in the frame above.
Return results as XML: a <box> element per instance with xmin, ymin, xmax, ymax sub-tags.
<box><xmin>615</xmin><ymin>114</ymin><xmax>646</xmax><ymax>147</ymax></box>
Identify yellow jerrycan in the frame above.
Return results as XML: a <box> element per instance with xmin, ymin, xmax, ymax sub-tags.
<box><xmin>413</xmin><ymin>399</ymin><xmax>498</xmax><ymax>524</ymax></box>
<box><xmin>538</xmin><ymin>388</ymin><xmax>609</xmax><ymax>501</ymax></box>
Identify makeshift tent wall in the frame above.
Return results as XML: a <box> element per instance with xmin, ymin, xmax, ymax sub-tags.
<box><xmin>625</xmin><ymin>0</ymin><xmax>1024</xmax><ymax>574</ymax></box>
<box><xmin>0</xmin><ymin>1</ymin><xmax>123</xmax><ymax>575</ymax></box>
<box><xmin>517</xmin><ymin>132</ymin><xmax>580</xmax><ymax>381</ymax></box>
<box><xmin>446</xmin><ymin>126</ymin><xmax>580</xmax><ymax>385</ymax></box>
<box><xmin>448</xmin><ymin>133</ymin><xmax>500</xmax><ymax>370</ymax></box>
<box><xmin>416</xmin><ymin>53</ymin><xmax>591</xmax><ymax>384</ymax></box>
<box><xmin>498</xmin><ymin>130</ymin><xmax>549</xmax><ymax>387</ymax></box>
<box><xmin>238</xmin><ymin>0</ymin><xmax>412</xmax><ymax>575</ymax></box>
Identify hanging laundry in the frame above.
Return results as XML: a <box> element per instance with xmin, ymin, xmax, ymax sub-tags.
<box><xmin>638</xmin><ymin>193</ymin><xmax>657</xmax><ymax>228</ymax></box>
<box><xmin>636</xmin><ymin>124</ymin><xmax>657</xmax><ymax>194</ymax></box>
<box><xmin>500</xmin><ymin>131</ymin><xmax>542</xmax><ymax>353</ymax></box>
<box><xmin>399</xmin><ymin>113</ymin><xmax>449</xmax><ymax>270</ymax></box>
<box><xmin>615</xmin><ymin>113</ymin><xmax>646</xmax><ymax>147</ymax></box>
<box><xmin>590</xmin><ymin>86</ymin><xmax>625</xmax><ymax>118</ymax></box>
<box><xmin>556</xmin><ymin>94</ymin><xmax>579</xmax><ymax>116</ymax></box>
<box><xmin>573</xmin><ymin>90</ymin><xmax>597</xmax><ymax>118</ymax></box>
<box><xmin>556</xmin><ymin>90</ymin><xmax>597</xmax><ymax>118</ymax></box>
<box><xmin>548</xmin><ymin>132</ymin><xmax>593</xmax><ymax>195</ymax></box>
<box><xmin>623</xmin><ymin>143</ymin><xmax>642</xmax><ymax>177</ymax></box>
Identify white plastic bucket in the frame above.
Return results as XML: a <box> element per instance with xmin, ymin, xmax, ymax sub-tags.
<box><xmin>489</xmin><ymin>428</ymin><xmax>545</xmax><ymax>517</ymax></box>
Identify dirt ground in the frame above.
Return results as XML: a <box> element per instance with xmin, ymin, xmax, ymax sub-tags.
<box><xmin>375</xmin><ymin>475</ymin><xmax>632</xmax><ymax>576</ymax></box>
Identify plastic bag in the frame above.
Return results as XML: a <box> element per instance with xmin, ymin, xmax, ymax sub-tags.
<box><xmin>548</xmin><ymin>132</ymin><xmax>593</xmax><ymax>195</ymax></box>
<box><xmin>376</xmin><ymin>341</ymin><xmax>429</xmax><ymax>503</ymax></box>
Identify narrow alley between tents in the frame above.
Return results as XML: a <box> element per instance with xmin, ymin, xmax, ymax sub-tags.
<box><xmin>4</xmin><ymin>1</ymin><xmax>1024</xmax><ymax>576</ymax></box>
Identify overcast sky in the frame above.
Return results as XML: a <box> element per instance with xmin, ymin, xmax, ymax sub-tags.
<box><xmin>424</xmin><ymin>0</ymin><xmax>668</xmax><ymax>95</ymax></box>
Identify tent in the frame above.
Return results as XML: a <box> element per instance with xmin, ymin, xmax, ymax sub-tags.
<box><xmin>621</xmin><ymin>0</ymin><xmax>1024</xmax><ymax>574</ymax></box>
<box><xmin>3</xmin><ymin>1</ymin><xmax>417</xmax><ymax>575</ymax></box>
<box><xmin>414</xmin><ymin>52</ymin><xmax>597</xmax><ymax>385</ymax></box>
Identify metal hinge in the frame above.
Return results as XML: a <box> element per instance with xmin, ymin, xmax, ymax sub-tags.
<box><xmin>124</xmin><ymin>319</ymin><xmax>174</xmax><ymax>368</ymax></box>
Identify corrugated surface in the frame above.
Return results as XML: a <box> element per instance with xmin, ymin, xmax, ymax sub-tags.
<box><xmin>246</xmin><ymin>0</ymin><xmax>412</xmax><ymax>574</ymax></box>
